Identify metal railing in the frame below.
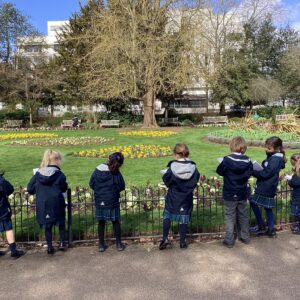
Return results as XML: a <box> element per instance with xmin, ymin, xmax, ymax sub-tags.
<box><xmin>4</xmin><ymin>179</ymin><xmax>292</xmax><ymax>245</ymax></box>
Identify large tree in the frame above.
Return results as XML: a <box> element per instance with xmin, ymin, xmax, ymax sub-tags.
<box><xmin>81</xmin><ymin>0</ymin><xmax>196</xmax><ymax>128</ymax></box>
<box><xmin>0</xmin><ymin>2</ymin><xmax>36</xmax><ymax>63</ymax></box>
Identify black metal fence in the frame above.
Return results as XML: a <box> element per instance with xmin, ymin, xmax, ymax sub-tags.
<box><xmin>3</xmin><ymin>179</ymin><xmax>293</xmax><ymax>245</ymax></box>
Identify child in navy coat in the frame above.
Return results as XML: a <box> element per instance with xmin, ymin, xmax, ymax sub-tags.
<box><xmin>250</xmin><ymin>137</ymin><xmax>286</xmax><ymax>237</ymax></box>
<box><xmin>286</xmin><ymin>154</ymin><xmax>300</xmax><ymax>234</ymax></box>
<box><xmin>216</xmin><ymin>137</ymin><xmax>253</xmax><ymax>248</ymax></box>
<box><xmin>27</xmin><ymin>150</ymin><xmax>68</xmax><ymax>254</ymax></box>
<box><xmin>89</xmin><ymin>152</ymin><xmax>125</xmax><ymax>252</ymax></box>
<box><xmin>159</xmin><ymin>144</ymin><xmax>200</xmax><ymax>250</ymax></box>
<box><xmin>0</xmin><ymin>170</ymin><xmax>24</xmax><ymax>258</ymax></box>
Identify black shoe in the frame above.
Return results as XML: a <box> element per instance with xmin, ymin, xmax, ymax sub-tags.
<box><xmin>159</xmin><ymin>239</ymin><xmax>170</xmax><ymax>250</ymax></box>
<box><xmin>222</xmin><ymin>240</ymin><xmax>234</xmax><ymax>248</ymax></box>
<box><xmin>0</xmin><ymin>251</ymin><xmax>6</xmax><ymax>256</ymax></box>
<box><xmin>116</xmin><ymin>243</ymin><xmax>125</xmax><ymax>251</ymax></box>
<box><xmin>59</xmin><ymin>242</ymin><xmax>66</xmax><ymax>251</ymax></box>
<box><xmin>180</xmin><ymin>241</ymin><xmax>188</xmax><ymax>249</ymax></box>
<box><xmin>250</xmin><ymin>225</ymin><xmax>266</xmax><ymax>235</ymax></box>
<box><xmin>264</xmin><ymin>228</ymin><xmax>277</xmax><ymax>238</ymax></box>
<box><xmin>11</xmin><ymin>249</ymin><xmax>25</xmax><ymax>259</ymax></box>
<box><xmin>239</xmin><ymin>238</ymin><xmax>251</xmax><ymax>244</ymax></box>
<box><xmin>47</xmin><ymin>247</ymin><xmax>55</xmax><ymax>255</ymax></box>
<box><xmin>99</xmin><ymin>244</ymin><xmax>107</xmax><ymax>252</ymax></box>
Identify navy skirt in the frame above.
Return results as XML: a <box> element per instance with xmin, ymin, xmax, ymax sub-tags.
<box><xmin>163</xmin><ymin>209</ymin><xmax>191</xmax><ymax>224</ymax></box>
<box><xmin>0</xmin><ymin>218</ymin><xmax>13</xmax><ymax>233</ymax></box>
<box><xmin>96</xmin><ymin>206</ymin><xmax>120</xmax><ymax>221</ymax></box>
<box><xmin>251</xmin><ymin>194</ymin><xmax>275</xmax><ymax>209</ymax></box>
<box><xmin>291</xmin><ymin>198</ymin><xmax>300</xmax><ymax>216</ymax></box>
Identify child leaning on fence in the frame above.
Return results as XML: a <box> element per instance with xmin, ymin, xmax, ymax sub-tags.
<box><xmin>89</xmin><ymin>152</ymin><xmax>126</xmax><ymax>252</ymax></box>
<box><xmin>159</xmin><ymin>144</ymin><xmax>200</xmax><ymax>250</ymax></box>
<box><xmin>27</xmin><ymin>150</ymin><xmax>68</xmax><ymax>255</ymax></box>
<box><xmin>0</xmin><ymin>170</ymin><xmax>24</xmax><ymax>258</ymax></box>
<box><xmin>250</xmin><ymin>136</ymin><xmax>286</xmax><ymax>238</ymax></box>
<box><xmin>216</xmin><ymin>137</ymin><xmax>253</xmax><ymax>248</ymax></box>
<box><xmin>286</xmin><ymin>154</ymin><xmax>300</xmax><ymax>235</ymax></box>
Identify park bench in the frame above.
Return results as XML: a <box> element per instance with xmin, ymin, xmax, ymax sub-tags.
<box><xmin>159</xmin><ymin>117</ymin><xmax>179</xmax><ymax>126</ymax></box>
<box><xmin>100</xmin><ymin>120</ymin><xmax>120</xmax><ymax>128</ymax></box>
<box><xmin>275</xmin><ymin>114</ymin><xmax>296</xmax><ymax>123</ymax></box>
<box><xmin>3</xmin><ymin>120</ymin><xmax>23</xmax><ymax>128</ymax></box>
<box><xmin>61</xmin><ymin>119</ymin><xmax>81</xmax><ymax>129</ymax></box>
<box><xmin>202</xmin><ymin>116</ymin><xmax>228</xmax><ymax>126</ymax></box>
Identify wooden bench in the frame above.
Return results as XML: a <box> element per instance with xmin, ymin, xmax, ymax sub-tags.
<box><xmin>100</xmin><ymin>120</ymin><xmax>120</xmax><ymax>128</ymax></box>
<box><xmin>202</xmin><ymin>116</ymin><xmax>228</xmax><ymax>126</ymax></box>
<box><xmin>275</xmin><ymin>114</ymin><xmax>296</xmax><ymax>123</ymax></box>
<box><xmin>3</xmin><ymin>120</ymin><xmax>23</xmax><ymax>128</ymax></box>
<box><xmin>159</xmin><ymin>117</ymin><xmax>179</xmax><ymax>126</ymax></box>
<box><xmin>61</xmin><ymin>119</ymin><xmax>81</xmax><ymax>129</ymax></box>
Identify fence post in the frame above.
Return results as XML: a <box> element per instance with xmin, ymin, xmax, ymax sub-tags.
<box><xmin>67</xmin><ymin>188</ymin><xmax>73</xmax><ymax>247</ymax></box>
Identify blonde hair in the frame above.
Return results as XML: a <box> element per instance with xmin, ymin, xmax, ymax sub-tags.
<box><xmin>230</xmin><ymin>136</ymin><xmax>247</xmax><ymax>154</ymax></box>
<box><xmin>173</xmin><ymin>143</ymin><xmax>189</xmax><ymax>158</ymax></box>
<box><xmin>40</xmin><ymin>150</ymin><xmax>63</xmax><ymax>168</ymax></box>
<box><xmin>291</xmin><ymin>154</ymin><xmax>300</xmax><ymax>177</ymax></box>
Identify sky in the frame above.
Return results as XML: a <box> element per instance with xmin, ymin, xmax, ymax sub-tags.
<box><xmin>4</xmin><ymin>0</ymin><xmax>300</xmax><ymax>34</ymax></box>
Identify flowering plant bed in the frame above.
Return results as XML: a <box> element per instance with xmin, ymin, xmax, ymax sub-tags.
<box><xmin>207</xmin><ymin>129</ymin><xmax>300</xmax><ymax>148</ymax></box>
<box><xmin>10</xmin><ymin>136</ymin><xmax>113</xmax><ymax>147</ymax></box>
<box><xmin>74</xmin><ymin>144</ymin><xmax>172</xmax><ymax>159</ymax></box>
<box><xmin>119</xmin><ymin>130</ymin><xmax>177</xmax><ymax>137</ymax></box>
<box><xmin>0</xmin><ymin>133</ymin><xmax>58</xmax><ymax>140</ymax></box>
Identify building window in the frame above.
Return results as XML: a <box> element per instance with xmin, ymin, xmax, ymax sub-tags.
<box><xmin>24</xmin><ymin>45</ymin><xmax>42</xmax><ymax>53</ymax></box>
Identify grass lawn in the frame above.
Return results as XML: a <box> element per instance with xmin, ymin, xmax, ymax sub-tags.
<box><xmin>0</xmin><ymin>127</ymin><xmax>296</xmax><ymax>188</ymax></box>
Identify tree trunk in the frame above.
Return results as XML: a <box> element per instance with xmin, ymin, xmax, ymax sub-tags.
<box><xmin>143</xmin><ymin>88</ymin><xmax>158</xmax><ymax>128</ymax></box>
<box><xmin>50</xmin><ymin>105</ymin><xmax>54</xmax><ymax>117</ymax></box>
<box><xmin>219</xmin><ymin>103</ymin><xmax>225</xmax><ymax>115</ymax></box>
<box><xmin>29</xmin><ymin>107</ymin><xmax>33</xmax><ymax>126</ymax></box>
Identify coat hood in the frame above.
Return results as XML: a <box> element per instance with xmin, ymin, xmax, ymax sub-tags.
<box><xmin>168</xmin><ymin>160</ymin><xmax>196</xmax><ymax>180</ymax></box>
<box><xmin>223</xmin><ymin>154</ymin><xmax>251</xmax><ymax>174</ymax></box>
<box><xmin>36</xmin><ymin>166</ymin><xmax>61</xmax><ymax>185</ymax></box>
<box><xmin>94</xmin><ymin>164</ymin><xmax>113</xmax><ymax>182</ymax></box>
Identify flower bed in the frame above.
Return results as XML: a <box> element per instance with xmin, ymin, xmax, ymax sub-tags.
<box><xmin>0</xmin><ymin>133</ymin><xmax>58</xmax><ymax>140</ymax></box>
<box><xmin>10</xmin><ymin>136</ymin><xmax>113</xmax><ymax>147</ymax></box>
<box><xmin>74</xmin><ymin>144</ymin><xmax>172</xmax><ymax>159</ymax></box>
<box><xmin>119</xmin><ymin>130</ymin><xmax>177</xmax><ymax>137</ymax></box>
<box><xmin>207</xmin><ymin>129</ymin><xmax>300</xmax><ymax>148</ymax></box>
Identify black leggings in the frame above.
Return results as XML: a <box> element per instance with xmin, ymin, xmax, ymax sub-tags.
<box><xmin>98</xmin><ymin>220</ymin><xmax>121</xmax><ymax>245</ymax></box>
<box><xmin>45</xmin><ymin>223</ymin><xmax>65</xmax><ymax>248</ymax></box>
<box><xmin>163</xmin><ymin>218</ymin><xmax>187</xmax><ymax>244</ymax></box>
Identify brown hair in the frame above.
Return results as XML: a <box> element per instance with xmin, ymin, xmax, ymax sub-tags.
<box><xmin>265</xmin><ymin>136</ymin><xmax>287</xmax><ymax>163</ymax></box>
<box><xmin>291</xmin><ymin>154</ymin><xmax>300</xmax><ymax>177</ymax></box>
<box><xmin>229</xmin><ymin>136</ymin><xmax>247</xmax><ymax>154</ymax></box>
<box><xmin>40</xmin><ymin>150</ymin><xmax>63</xmax><ymax>168</ymax></box>
<box><xmin>107</xmin><ymin>152</ymin><xmax>124</xmax><ymax>174</ymax></box>
<box><xmin>173</xmin><ymin>144</ymin><xmax>189</xmax><ymax>158</ymax></box>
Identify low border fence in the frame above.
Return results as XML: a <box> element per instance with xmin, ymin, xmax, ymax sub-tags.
<box><xmin>3</xmin><ymin>179</ymin><xmax>292</xmax><ymax>245</ymax></box>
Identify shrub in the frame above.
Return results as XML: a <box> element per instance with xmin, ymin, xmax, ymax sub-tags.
<box><xmin>0</xmin><ymin>110</ymin><xmax>29</xmax><ymax>125</ymax></box>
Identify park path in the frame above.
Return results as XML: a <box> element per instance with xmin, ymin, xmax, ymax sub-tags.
<box><xmin>1</xmin><ymin>231</ymin><xmax>300</xmax><ymax>300</ymax></box>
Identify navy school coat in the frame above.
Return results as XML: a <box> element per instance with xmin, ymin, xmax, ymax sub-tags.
<box><xmin>0</xmin><ymin>176</ymin><xmax>14</xmax><ymax>221</ymax></box>
<box><xmin>216</xmin><ymin>153</ymin><xmax>253</xmax><ymax>201</ymax></box>
<box><xmin>163</xmin><ymin>160</ymin><xmax>200</xmax><ymax>215</ymax></box>
<box><xmin>253</xmin><ymin>153</ymin><xmax>285</xmax><ymax>198</ymax></box>
<box><xmin>89</xmin><ymin>164</ymin><xmax>125</xmax><ymax>209</ymax></box>
<box><xmin>288</xmin><ymin>175</ymin><xmax>300</xmax><ymax>204</ymax></box>
<box><xmin>27</xmin><ymin>165</ymin><xmax>68</xmax><ymax>225</ymax></box>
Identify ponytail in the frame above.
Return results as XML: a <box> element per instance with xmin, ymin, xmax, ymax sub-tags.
<box><xmin>107</xmin><ymin>152</ymin><xmax>124</xmax><ymax>175</ymax></box>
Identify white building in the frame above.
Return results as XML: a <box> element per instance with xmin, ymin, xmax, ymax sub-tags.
<box><xmin>17</xmin><ymin>21</ymin><xmax>69</xmax><ymax>61</ymax></box>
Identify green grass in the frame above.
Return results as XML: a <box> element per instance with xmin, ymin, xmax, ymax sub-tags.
<box><xmin>0</xmin><ymin>127</ymin><xmax>296</xmax><ymax>188</ymax></box>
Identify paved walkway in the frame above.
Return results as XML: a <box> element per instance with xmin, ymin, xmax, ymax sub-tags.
<box><xmin>1</xmin><ymin>231</ymin><xmax>300</xmax><ymax>300</ymax></box>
